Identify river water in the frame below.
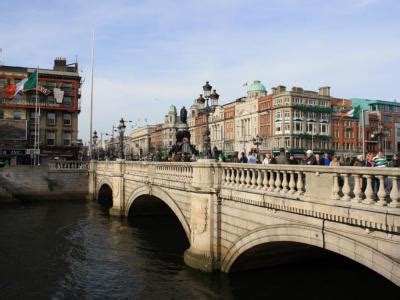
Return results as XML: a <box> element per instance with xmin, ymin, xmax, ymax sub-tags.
<box><xmin>0</xmin><ymin>200</ymin><xmax>398</xmax><ymax>299</ymax></box>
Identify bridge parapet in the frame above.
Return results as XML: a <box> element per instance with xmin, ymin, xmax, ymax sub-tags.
<box><xmin>219</xmin><ymin>163</ymin><xmax>400</xmax><ymax>233</ymax></box>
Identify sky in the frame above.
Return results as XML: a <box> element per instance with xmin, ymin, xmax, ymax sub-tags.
<box><xmin>1</xmin><ymin>0</ymin><xmax>399</xmax><ymax>142</ymax></box>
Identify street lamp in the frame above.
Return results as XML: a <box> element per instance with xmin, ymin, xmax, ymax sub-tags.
<box><xmin>118</xmin><ymin>118</ymin><xmax>127</xmax><ymax>159</ymax></box>
<box><xmin>252</xmin><ymin>135</ymin><xmax>263</xmax><ymax>153</ymax></box>
<box><xmin>196</xmin><ymin>81</ymin><xmax>219</xmax><ymax>158</ymax></box>
<box><xmin>92</xmin><ymin>130</ymin><xmax>98</xmax><ymax>160</ymax></box>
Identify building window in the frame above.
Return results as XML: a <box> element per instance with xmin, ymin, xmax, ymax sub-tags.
<box><xmin>284</xmin><ymin>110</ymin><xmax>290</xmax><ymax>120</ymax></box>
<box><xmin>63</xmin><ymin>97</ymin><xmax>72</xmax><ymax>105</ymax></box>
<box><xmin>63</xmin><ymin>114</ymin><xmax>71</xmax><ymax>126</ymax></box>
<box><xmin>294</xmin><ymin>121</ymin><xmax>303</xmax><ymax>133</ymax></box>
<box><xmin>14</xmin><ymin>111</ymin><xmax>21</xmax><ymax>120</ymax></box>
<box><xmin>320</xmin><ymin>123</ymin><xmax>328</xmax><ymax>135</ymax></box>
<box><xmin>47</xmin><ymin>132</ymin><xmax>55</xmax><ymax>146</ymax></box>
<box><xmin>307</xmin><ymin>112</ymin><xmax>316</xmax><ymax>120</ymax></box>
<box><xmin>284</xmin><ymin>122</ymin><xmax>290</xmax><ymax>134</ymax></box>
<box><xmin>47</xmin><ymin>112</ymin><xmax>56</xmax><ymax>125</ymax></box>
<box><xmin>275</xmin><ymin>122</ymin><xmax>282</xmax><ymax>134</ymax></box>
<box><xmin>30</xmin><ymin>111</ymin><xmax>37</xmax><ymax>121</ymax></box>
<box><xmin>285</xmin><ymin>137</ymin><xmax>290</xmax><ymax>148</ymax></box>
<box><xmin>294</xmin><ymin>110</ymin><xmax>303</xmax><ymax>119</ymax></box>
<box><xmin>275</xmin><ymin>111</ymin><xmax>282</xmax><ymax>120</ymax></box>
<box><xmin>307</xmin><ymin>122</ymin><xmax>315</xmax><ymax>134</ymax></box>
<box><xmin>63</xmin><ymin>132</ymin><xmax>71</xmax><ymax>146</ymax></box>
<box><xmin>29</xmin><ymin>131</ymin><xmax>35</xmax><ymax>145</ymax></box>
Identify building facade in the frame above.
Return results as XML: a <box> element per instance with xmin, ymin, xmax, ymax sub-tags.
<box><xmin>268</xmin><ymin>85</ymin><xmax>331</xmax><ymax>154</ymax></box>
<box><xmin>127</xmin><ymin>125</ymin><xmax>155</xmax><ymax>159</ymax></box>
<box><xmin>234</xmin><ymin>80</ymin><xmax>267</xmax><ymax>153</ymax></box>
<box><xmin>0</xmin><ymin>58</ymin><xmax>81</xmax><ymax>162</ymax></box>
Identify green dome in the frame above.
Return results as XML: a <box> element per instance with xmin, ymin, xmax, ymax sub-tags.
<box><xmin>169</xmin><ymin>105</ymin><xmax>177</xmax><ymax>114</ymax></box>
<box><xmin>248</xmin><ymin>80</ymin><xmax>266</xmax><ymax>92</ymax></box>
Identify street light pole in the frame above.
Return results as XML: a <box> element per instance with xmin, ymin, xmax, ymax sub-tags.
<box><xmin>92</xmin><ymin>130</ymin><xmax>98</xmax><ymax>160</ymax></box>
<box><xmin>118</xmin><ymin>118</ymin><xmax>127</xmax><ymax>160</ymax></box>
<box><xmin>196</xmin><ymin>82</ymin><xmax>219</xmax><ymax>159</ymax></box>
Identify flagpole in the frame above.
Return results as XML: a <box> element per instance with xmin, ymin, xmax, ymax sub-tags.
<box><xmin>34</xmin><ymin>67</ymin><xmax>39</xmax><ymax>166</ymax></box>
<box><xmin>361</xmin><ymin>109</ymin><xmax>365</xmax><ymax>158</ymax></box>
<box><xmin>89</xmin><ymin>30</ymin><xmax>95</xmax><ymax>160</ymax></box>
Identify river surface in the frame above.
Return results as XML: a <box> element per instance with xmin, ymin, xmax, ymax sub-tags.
<box><xmin>0</xmin><ymin>200</ymin><xmax>398</xmax><ymax>299</ymax></box>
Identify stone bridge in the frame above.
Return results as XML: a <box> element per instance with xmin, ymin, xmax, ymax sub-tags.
<box><xmin>89</xmin><ymin>160</ymin><xmax>400</xmax><ymax>286</ymax></box>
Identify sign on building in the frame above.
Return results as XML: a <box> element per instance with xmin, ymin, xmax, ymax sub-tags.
<box><xmin>0</xmin><ymin>119</ymin><xmax>27</xmax><ymax>140</ymax></box>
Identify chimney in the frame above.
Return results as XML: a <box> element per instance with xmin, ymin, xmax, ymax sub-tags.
<box><xmin>53</xmin><ymin>57</ymin><xmax>67</xmax><ymax>71</ymax></box>
<box><xmin>319</xmin><ymin>86</ymin><xmax>330</xmax><ymax>97</ymax></box>
<box><xmin>271</xmin><ymin>87</ymin><xmax>277</xmax><ymax>95</ymax></box>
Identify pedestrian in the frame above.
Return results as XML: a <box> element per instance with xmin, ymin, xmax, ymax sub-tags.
<box><xmin>247</xmin><ymin>152</ymin><xmax>257</xmax><ymax>164</ymax></box>
<box><xmin>262</xmin><ymin>154</ymin><xmax>270</xmax><ymax>165</ymax></box>
<box><xmin>275</xmin><ymin>148</ymin><xmax>288</xmax><ymax>164</ymax></box>
<box><xmin>239</xmin><ymin>152</ymin><xmax>248</xmax><ymax>163</ymax></box>
<box><xmin>329</xmin><ymin>155</ymin><xmax>340</xmax><ymax>167</ymax></box>
<box><xmin>288</xmin><ymin>154</ymin><xmax>298</xmax><ymax>164</ymax></box>
<box><xmin>315</xmin><ymin>154</ymin><xmax>323</xmax><ymax>165</ymax></box>
<box><xmin>322</xmin><ymin>152</ymin><xmax>331</xmax><ymax>166</ymax></box>
<box><xmin>305</xmin><ymin>150</ymin><xmax>317</xmax><ymax>165</ymax></box>
<box><xmin>373</xmin><ymin>151</ymin><xmax>388</xmax><ymax>168</ymax></box>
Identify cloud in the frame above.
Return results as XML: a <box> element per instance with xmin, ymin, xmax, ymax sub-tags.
<box><xmin>1</xmin><ymin>0</ymin><xmax>399</xmax><ymax>143</ymax></box>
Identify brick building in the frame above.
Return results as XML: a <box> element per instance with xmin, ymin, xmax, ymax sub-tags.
<box><xmin>0</xmin><ymin>58</ymin><xmax>81</xmax><ymax>163</ymax></box>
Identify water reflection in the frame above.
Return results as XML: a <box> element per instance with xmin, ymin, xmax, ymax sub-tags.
<box><xmin>0</xmin><ymin>200</ymin><xmax>397</xmax><ymax>299</ymax></box>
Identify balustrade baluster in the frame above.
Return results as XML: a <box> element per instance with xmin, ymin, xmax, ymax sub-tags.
<box><xmin>251</xmin><ymin>169</ymin><xmax>256</xmax><ymax>187</ymax></box>
<box><xmin>240</xmin><ymin>168</ymin><xmax>245</xmax><ymax>187</ymax></box>
<box><xmin>289</xmin><ymin>171</ymin><xmax>296</xmax><ymax>194</ymax></box>
<box><xmin>263</xmin><ymin>170</ymin><xmax>268</xmax><ymax>190</ymax></box>
<box><xmin>274</xmin><ymin>171</ymin><xmax>281</xmax><ymax>192</ymax></box>
<box><xmin>221</xmin><ymin>167</ymin><xmax>226</xmax><ymax>184</ymax></box>
<box><xmin>235</xmin><ymin>168</ymin><xmax>241</xmax><ymax>187</ymax></box>
<box><xmin>363</xmin><ymin>175</ymin><xmax>374</xmax><ymax>205</ymax></box>
<box><xmin>296</xmin><ymin>172</ymin><xmax>304</xmax><ymax>195</ymax></box>
<box><xmin>230</xmin><ymin>168</ymin><xmax>235</xmax><ymax>186</ymax></box>
<box><xmin>341</xmin><ymin>174</ymin><xmax>351</xmax><ymax>201</ymax></box>
<box><xmin>268</xmin><ymin>170</ymin><xmax>275</xmax><ymax>192</ymax></box>
<box><xmin>389</xmin><ymin>176</ymin><xmax>400</xmax><ymax>208</ymax></box>
<box><xmin>281</xmin><ymin>171</ymin><xmax>288</xmax><ymax>193</ymax></box>
<box><xmin>245</xmin><ymin>169</ymin><xmax>251</xmax><ymax>187</ymax></box>
<box><xmin>256</xmin><ymin>169</ymin><xmax>262</xmax><ymax>189</ymax></box>
<box><xmin>351</xmin><ymin>174</ymin><xmax>362</xmax><ymax>203</ymax></box>
<box><xmin>376</xmin><ymin>175</ymin><xmax>387</xmax><ymax>206</ymax></box>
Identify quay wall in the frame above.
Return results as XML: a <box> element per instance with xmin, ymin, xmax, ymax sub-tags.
<box><xmin>0</xmin><ymin>165</ymin><xmax>88</xmax><ymax>202</ymax></box>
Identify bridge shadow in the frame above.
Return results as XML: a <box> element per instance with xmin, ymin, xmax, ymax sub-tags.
<box><xmin>97</xmin><ymin>184</ymin><xmax>113</xmax><ymax>210</ymax></box>
<box><xmin>127</xmin><ymin>195</ymin><xmax>190</xmax><ymax>258</ymax></box>
<box><xmin>228</xmin><ymin>241</ymin><xmax>398</xmax><ymax>295</ymax></box>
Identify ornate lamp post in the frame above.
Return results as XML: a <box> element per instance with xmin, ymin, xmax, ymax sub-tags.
<box><xmin>92</xmin><ymin>130</ymin><xmax>98</xmax><ymax>160</ymax></box>
<box><xmin>196</xmin><ymin>81</ymin><xmax>219</xmax><ymax>158</ymax></box>
<box><xmin>252</xmin><ymin>135</ymin><xmax>263</xmax><ymax>153</ymax></box>
<box><xmin>118</xmin><ymin>118</ymin><xmax>127</xmax><ymax>159</ymax></box>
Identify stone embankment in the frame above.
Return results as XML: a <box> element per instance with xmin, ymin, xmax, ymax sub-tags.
<box><xmin>0</xmin><ymin>161</ymin><xmax>88</xmax><ymax>202</ymax></box>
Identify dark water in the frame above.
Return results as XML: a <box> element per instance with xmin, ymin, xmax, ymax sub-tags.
<box><xmin>0</xmin><ymin>200</ymin><xmax>398</xmax><ymax>300</ymax></box>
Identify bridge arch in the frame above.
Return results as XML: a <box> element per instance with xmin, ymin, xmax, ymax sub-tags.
<box><xmin>97</xmin><ymin>183</ymin><xmax>113</xmax><ymax>208</ymax></box>
<box><xmin>126</xmin><ymin>185</ymin><xmax>191</xmax><ymax>240</ymax></box>
<box><xmin>221</xmin><ymin>223</ymin><xmax>400</xmax><ymax>286</ymax></box>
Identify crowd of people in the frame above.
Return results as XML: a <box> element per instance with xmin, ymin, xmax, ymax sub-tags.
<box><xmin>238</xmin><ymin>148</ymin><xmax>400</xmax><ymax>168</ymax></box>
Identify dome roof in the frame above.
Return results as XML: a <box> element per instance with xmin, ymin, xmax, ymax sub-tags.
<box><xmin>248</xmin><ymin>80</ymin><xmax>266</xmax><ymax>92</ymax></box>
<box><xmin>169</xmin><ymin>105</ymin><xmax>177</xmax><ymax>114</ymax></box>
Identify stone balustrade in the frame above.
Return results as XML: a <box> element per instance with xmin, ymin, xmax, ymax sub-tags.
<box><xmin>219</xmin><ymin>164</ymin><xmax>400</xmax><ymax>208</ymax></box>
<box><xmin>48</xmin><ymin>160</ymin><xmax>88</xmax><ymax>171</ymax></box>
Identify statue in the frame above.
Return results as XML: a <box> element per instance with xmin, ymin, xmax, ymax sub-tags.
<box><xmin>169</xmin><ymin>129</ymin><xmax>198</xmax><ymax>158</ymax></box>
<box><xmin>180</xmin><ymin>106</ymin><xmax>187</xmax><ymax>124</ymax></box>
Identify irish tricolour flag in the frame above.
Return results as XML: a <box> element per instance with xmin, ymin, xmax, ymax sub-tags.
<box><xmin>4</xmin><ymin>70</ymin><xmax>37</xmax><ymax>98</ymax></box>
